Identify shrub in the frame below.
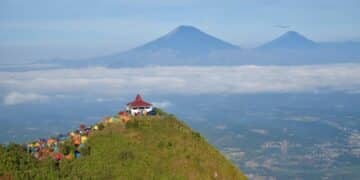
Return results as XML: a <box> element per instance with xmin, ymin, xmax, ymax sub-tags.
<box><xmin>192</xmin><ymin>132</ymin><xmax>201</xmax><ymax>139</ymax></box>
<box><xmin>126</xmin><ymin>120</ymin><xmax>140</xmax><ymax>129</ymax></box>
<box><xmin>61</xmin><ymin>140</ymin><xmax>75</xmax><ymax>155</ymax></box>
<box><xmin>97</xmin><ymin>123</ymin><xmax>105</xmax><ymax>130</ymax></box>
<box><xmin>167</xmin><ymin>142</ymin><xmax>173</xmax><ymax>149</ymax></box>
<box><xmin>119</xmin><ymin>151</ymin><xmax>134</xmax><ymax>161</ymax></box>
<box><xmin>157</xmin><ymin>141</ymin><xmax>165</xmax><ymax>149</ymax></box>
<box><xmin>79</xmin><ymin>145</ymin><xmax>91</xmax><ymax>156</ymax></box>
<box><xmin>154</xmin><ymin>108</ymin><xmax>168</xmax><ymax>116</ymax></box>
<box><xmin>0</xmin><ymin>143</ymin><xmax>38</xmax><ymax>176</ymax></box>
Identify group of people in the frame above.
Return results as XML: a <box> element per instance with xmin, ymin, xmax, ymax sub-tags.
<box><xmin>25</xmin><ymin>123</ymin><xmax>98</xmax><ymax>161</ymax></box>
<box><xmin>25</xmin><ymin>111</ymin><xmax>135</xmax><ymax>162</ymax></box>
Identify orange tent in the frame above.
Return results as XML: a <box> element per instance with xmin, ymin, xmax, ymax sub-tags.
<box><xmin>47</xmin><ymin>138</ymin><xmax>56</xmax><ymax>146</ymax></box>
<box><xmin>72</xmin><ymin>134</ymin><xmax>81</xmax><ymax>145</ymax></box>
<box><xmin>65</xmin><ymin>153</ymin><xmax>73</xmax><ymax>160</ymax></box>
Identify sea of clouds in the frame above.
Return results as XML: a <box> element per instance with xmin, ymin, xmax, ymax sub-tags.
<box><xmin>1</xmin><ymin>64</ymin><xmax>360</xmax><ymax>105</ymax></box>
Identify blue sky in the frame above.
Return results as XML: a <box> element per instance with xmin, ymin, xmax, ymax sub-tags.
<box><xmin>0</xmin><ymin>0</ymin><xmax>359</xmax><ymax>63</ymax></box>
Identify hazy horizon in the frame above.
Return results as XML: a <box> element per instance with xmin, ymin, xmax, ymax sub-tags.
<box><xmin>1</xmin><ymin>0</ymin><xmax>360</xmax><ymax>63</ymax></box>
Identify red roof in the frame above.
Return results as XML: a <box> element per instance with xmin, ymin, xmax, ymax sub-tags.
<box><xmin>127</xmin><ymin>94</ymin><xmax>152</xmax><ymax>107</ymax></box>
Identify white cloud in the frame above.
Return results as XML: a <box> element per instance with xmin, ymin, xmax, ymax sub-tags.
<box><xmin>25</xmin><ymin>127</ymin><xmax>39</xmax><ymax>131</ymax></box>
<box><xmin>1</xmin><ymin>64</ymin><xmax>360</xmax><ymax>100</ymax></box>
<box><xmin>3</xmin><ymin>92</ymin><xmax>49</xmax><ymax>105</ymax></box>
<box><xmin>215</xmin><ymin>125</ymin><xmax>227</xmax><ymax>130</ymax></box>
<box><xmin>152</xmin><ymin>100</ymin><xmax>172</xmax><ymax>109</ymax></box>
<box><xmin>250</xmin><ymin>129</ymin><xmax>268</xmax><ymax>135</ymax></box>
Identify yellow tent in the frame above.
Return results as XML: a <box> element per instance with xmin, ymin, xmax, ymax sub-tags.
<box><xmin>70</xmin><ymin>132</ymin><xmax>75</xmax><ymax>137</ymax></box>
<box><xmin>81</xmin><ymin>136</ymin><xmax>88</xmax><ymax>144</ymax></box>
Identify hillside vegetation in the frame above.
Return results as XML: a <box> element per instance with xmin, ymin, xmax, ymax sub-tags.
<box><xmin>0</xmin><ymin>113</ymin><xmax>246</xmax><ymax>179</ymax></box>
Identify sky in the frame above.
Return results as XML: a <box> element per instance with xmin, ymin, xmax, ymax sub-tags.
<box><xmin>0</xmin><ymin>0</ymin><xmax>359</xmax><ymax>63</ymax></box>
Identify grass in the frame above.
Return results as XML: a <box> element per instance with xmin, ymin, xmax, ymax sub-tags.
<box><xmin>1</xmin><ymin>114</ymin><xmax>246</xmax><ymax>180</ymax></box>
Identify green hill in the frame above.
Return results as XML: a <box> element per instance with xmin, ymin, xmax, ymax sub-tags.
<box><xmin>0</xmin><ymin>114</ymin><xmax>246</xmax><ymax>179</ymax></box>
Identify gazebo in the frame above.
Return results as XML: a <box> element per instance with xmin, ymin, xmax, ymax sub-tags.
<box><xmin>126</xmin><ymin>94</ymin><xmax>153</xmax><ymax>116</ymax></box>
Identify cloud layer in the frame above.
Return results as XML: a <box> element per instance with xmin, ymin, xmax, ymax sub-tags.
<box><xmin>3</xmin><ymin>92</ymin><xmax>49</xmax><ymax>105</ymax></box>
<box><xmin>1</xmin><ymin>64</ymin><xmax>360</xmax><ymax>105</ymax></box>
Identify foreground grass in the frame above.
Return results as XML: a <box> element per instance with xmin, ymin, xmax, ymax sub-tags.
<box><xmin>1</xmin><ymin>115</ymin><xmax>246</xmax><ymax>179</ymax></box>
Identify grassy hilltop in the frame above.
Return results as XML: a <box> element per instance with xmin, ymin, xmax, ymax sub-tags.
<box><xmin>0</xmin><ymin>113</ymin><xmax>246</xmax><ymax>179</ymax></box>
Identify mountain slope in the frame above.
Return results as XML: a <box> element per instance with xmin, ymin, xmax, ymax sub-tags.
<box><xmin>0</xmin><ymin>114</ymin><xmax>246</xmax><ymax>179</ymax></box>
<box><xmin>259</xmin><ymin>31</ymin><xmax>318</xmax><ymax>50</ymax></box>
<box><xmin>89</xmin><ymin>25</ymin><xmax>241</xmax><ymax>67</ymax></box>
<box><xmin>131</xmin><ymin>25</ymin><xmax>239</xmax><ymax>56</ymax></box>
<box><xmin>18</xmin><ymin>28</ymin><xmax>360</xmax><ymax>69</ymax></box>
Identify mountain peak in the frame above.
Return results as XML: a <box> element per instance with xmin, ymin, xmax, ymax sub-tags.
<box><xmin>259</xmin><ymin>31</ymin><xmax>317</xmax><ymax>50</ymax></box>
<box><xmin>281</xmin><ymin>31</ymin><xmax>309</xmax><ymax>40</ymax></box>
<box><xmin>132</xmin><ymin>25</ymin><xmax>239</xmax><ymax>56</ymax></box>
<box><xmin>173</xmin><ymin>25</ymin><xmax>200</xmax><ymax>32</ymax></box>
<box><xmin>164</xmin><ymin>25</ymin><xmax>205</xmax><ymax>38</ymax></box>
<box><xmin>284</xmin><ymin>30</ymin><xmax>301</xmax><ymax>35</ymax></box>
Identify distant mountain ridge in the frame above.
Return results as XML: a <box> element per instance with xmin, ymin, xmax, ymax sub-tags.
<box><xmin>7</xmin><ymin>25</ymin><xmax>359</xmax><ymax>71</ymax></box>
<box><xmin>131</xmin><ymin>25</ymin><xmax>239</xmax><ymax>56</ymax></box>
<box><xmin>86</xmin><ymin>25</ymin><xmax>241</xmax><ymax>67</ymax></box>
<box><xmin>259</xmin><ymin>31</ymin><xmax>318</xmax><ymax>50</ymax></box>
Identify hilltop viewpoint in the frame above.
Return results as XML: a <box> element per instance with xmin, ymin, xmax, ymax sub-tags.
<box><xmin>0</xmin><ymin>110</ymin><xmax>246</xmax><ymax>179</ymax></box>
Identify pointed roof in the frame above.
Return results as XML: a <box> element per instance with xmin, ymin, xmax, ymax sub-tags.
<box><xmin>127</xmin><ymin>94</ymin><xmax>152</xmax><ymax>107</ymax></box>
